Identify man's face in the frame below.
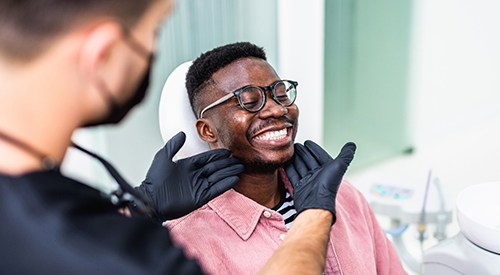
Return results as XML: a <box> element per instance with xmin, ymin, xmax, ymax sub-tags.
<box><xmin>202</xmin><ymin>57</ymin><xmax>299</xmax><ymax>172</ymax></box>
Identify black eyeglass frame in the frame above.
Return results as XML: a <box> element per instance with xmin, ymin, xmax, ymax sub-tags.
<box><xmin>198</xmin><ymin>80</ymin><xmax>298</xmax><ymax>118</ymax></box>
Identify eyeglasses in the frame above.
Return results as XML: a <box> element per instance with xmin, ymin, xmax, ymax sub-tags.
<box><xmin>199</xmin><ymin>80</ymin><xmax>298</xmax><ymax>118</ymax></box>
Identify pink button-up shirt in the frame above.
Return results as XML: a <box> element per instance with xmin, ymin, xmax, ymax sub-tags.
<box><xmin>166</xmin><ymin>172</ymin><xmax>407</xmax><ymax>275</ymax></box>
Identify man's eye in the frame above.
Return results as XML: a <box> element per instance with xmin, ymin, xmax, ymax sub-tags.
<box><xmin>243</xmin><ymin>101</ymin><xmax>260</xmax><ymax>109</ymax></box>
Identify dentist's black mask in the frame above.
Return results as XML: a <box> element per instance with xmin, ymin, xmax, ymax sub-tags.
<box><xmin>84</xmin><ymin>32</ymin><xmax>154</xmax><ymax>127</ymax></box>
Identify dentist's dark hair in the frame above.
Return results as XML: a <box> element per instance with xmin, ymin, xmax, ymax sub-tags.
<box><xmin>0</xmin><ymin>0</ymin><xmax>156</xmax><ymax>62</ymax></box>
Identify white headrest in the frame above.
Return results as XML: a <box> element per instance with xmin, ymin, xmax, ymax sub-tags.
<box><xmin>158</xmin><ymin>61</ymin><xmax>210</xmax><ymax>159</ymax></box>
<box><xmin>456</xmin><ymin>181</ymin><xmax>500</xmax><ymax>253</ymax></box>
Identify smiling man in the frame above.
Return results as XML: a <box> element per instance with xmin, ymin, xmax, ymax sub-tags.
<box><xmin>165</xmin><ymin>42</ymin><xmax>406</xmax><ymax>275</ymax></box>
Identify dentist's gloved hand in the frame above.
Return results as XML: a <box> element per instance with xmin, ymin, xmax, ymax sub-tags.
<box><xmin>136</xmin><ymin>132</ymin><xmax>244</xmax><ymax>222</ymax></box>
<box><xmin>285</xmin><ymin>141</ymin><xmax>356</xmax><ymax>224</ymax></box>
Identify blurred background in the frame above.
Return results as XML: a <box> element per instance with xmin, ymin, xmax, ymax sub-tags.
<box><xmin>63</xmin><ymin>0</ymin><xmax>500</xmax><ymax>274</ymax></box>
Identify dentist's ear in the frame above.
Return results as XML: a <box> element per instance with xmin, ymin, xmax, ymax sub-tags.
<box><xmin>79</xmin><ymin>21</ymin><xmax>123</xmax><ymax>85</ymax></box>
<box><xmin>78</xmin><ymin>21</ymin><xmax>125</xmax><ymax>121</ymax></box>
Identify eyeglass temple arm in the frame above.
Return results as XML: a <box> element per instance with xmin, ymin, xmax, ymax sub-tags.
<box><xmin>199</xmin><ymin>92</ymin><xmax>235</xmax><ymax>118</ymax></box>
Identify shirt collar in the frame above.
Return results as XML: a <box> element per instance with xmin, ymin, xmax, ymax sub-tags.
<box><xmin>208</xmin><ymin>168</ymin><xmax>292</xmax><ymax>240</ymax></box>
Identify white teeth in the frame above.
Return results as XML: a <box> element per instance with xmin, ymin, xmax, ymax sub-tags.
<box><xmin>256</xmin><ymin>129</ymin><xmax>288</xmax><ymax>141</ymax></box>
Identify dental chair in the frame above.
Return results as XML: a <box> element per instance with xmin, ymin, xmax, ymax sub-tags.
<box><xmin>158</xmin><ymin>61</ymin><xmax>209</xmax><ymax>159</ymax></box>
<box><xmin>422</xmin><ymin>182</ymin><xmax>500</xmax><ymax>274</ymax></box>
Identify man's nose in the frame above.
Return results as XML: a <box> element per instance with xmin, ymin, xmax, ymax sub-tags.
<box><xmin>258</xmin><ymin>91</ymin><xmax>288</xmax><ymax>118</ymax></box>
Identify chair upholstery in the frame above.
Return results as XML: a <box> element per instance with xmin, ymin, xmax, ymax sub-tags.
<box><xmin>158</xmin><ymin>61</ymin><xmax>210</xmax><ymax>160</ymax></box>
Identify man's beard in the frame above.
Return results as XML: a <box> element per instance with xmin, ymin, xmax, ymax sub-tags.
<box><xmin>244</xmin><ymin>159</ymin><xmax>288</xmax><ymax>174</ymax></box>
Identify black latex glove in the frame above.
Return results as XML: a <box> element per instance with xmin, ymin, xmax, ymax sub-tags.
<box><xmin>285</xmin><ymin>140</ymin><xmax>356</xmax><ymax>224</ymax></box>
<box><xmin>136</xmin><ymin>132</ymin><xmax>244</xmax><ymax>222</ymax></box>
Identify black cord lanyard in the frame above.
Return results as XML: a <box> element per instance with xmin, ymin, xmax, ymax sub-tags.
<box><xmin>0</xmin><ymin>130</ymin><xmax>57</xmax><ymax>170</ymax></box>
<box><xmin>71</xmin><ymin>142</ymin><xmax>157</xmax><ymax>218</ymax></box>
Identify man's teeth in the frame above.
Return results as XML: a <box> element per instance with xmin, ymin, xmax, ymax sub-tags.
<box><xmin>255</xmin><ymin>129</ymin><xmax>287</xmax><ymax>141</ymax></box>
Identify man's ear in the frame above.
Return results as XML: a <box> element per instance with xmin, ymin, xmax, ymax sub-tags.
<box><xmin>196</xmin><ymin>119</ymin><xmax>218</xmax><ymax>144</ymax></box>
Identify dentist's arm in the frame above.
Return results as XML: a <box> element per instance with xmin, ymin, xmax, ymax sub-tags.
<box><xmin>259</xmin><ymin>209</ymin><xmax>333</xmax><ymax>274</ymax></box>
<box><xmin>259</xmin><ymin>141</ymin><xmax>356</xmax><ymax>274</ymax></box>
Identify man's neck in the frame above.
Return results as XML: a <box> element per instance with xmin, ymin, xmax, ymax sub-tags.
<box><xmin>233</xmin><ymin>169</ymin><xmax>282</xmax><ymax>209</ymax></box>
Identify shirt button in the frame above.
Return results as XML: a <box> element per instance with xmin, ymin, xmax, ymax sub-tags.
<box><xmin>280</xmin><ymin>234</ymin><xmax>286</xmax><ymax>240</ymax></box>
<box><xmin>263</xmin><ymin>211</ymin><xmax>271</xmax><ymax>218</ymax></box>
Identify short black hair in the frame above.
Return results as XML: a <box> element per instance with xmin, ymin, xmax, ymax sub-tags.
<box><xmin>0</xmin><ymin>0</ymin><xmax>155</xmax><ymax>61</ymax></box>
<box><xmin>186</xmin><ymin>41</ymin><xmax>267</xmax><ymax>117</ymax></box>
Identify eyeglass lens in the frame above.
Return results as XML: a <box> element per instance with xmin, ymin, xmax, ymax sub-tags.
<box><xmin>238</xmin><ymin>81</ymin><xmax>297</xmax><ymax>112</ymax></box>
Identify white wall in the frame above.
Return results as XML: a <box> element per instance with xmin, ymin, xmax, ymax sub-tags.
<box><xmin>409</xmin><ymin>0</ymin><xmax>500</xmax><ymax>148</ymax></box>
<box><xmin>277</xmin><ymin>0</ymin><xmax>325</xmax><ymax>144</ymax></box>
<box><xmin>408</xmin><ymin>0</ymin><xmax>500</xmax><ymax>214</ymax></box>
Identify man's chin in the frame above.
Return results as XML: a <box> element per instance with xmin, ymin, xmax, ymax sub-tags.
<box><xmin>244</xmin><ymin>160</ymin><xmax>287</xmax><ymax>174</ymax></box>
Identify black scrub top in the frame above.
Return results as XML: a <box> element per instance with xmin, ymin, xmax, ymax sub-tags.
<box><xmin>0</xmin><ymin>170</ymin><xmax>203</xmax><ymax>275</ymax></box>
